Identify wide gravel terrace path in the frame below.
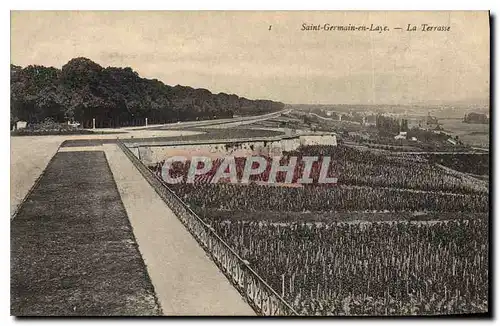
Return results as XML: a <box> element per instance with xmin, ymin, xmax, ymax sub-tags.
<box><xmin>104</xmin><ymin>144</ymin><xmax>254</xmax><ymax>315</ymax></box>
<box><xmin>11</xmin><ymin>150</ymin><xmax>161</xmax><ymax>316</ymax></box>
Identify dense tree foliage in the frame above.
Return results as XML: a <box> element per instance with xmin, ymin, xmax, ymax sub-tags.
<box><xmin>11</xmin><ymin>57</ymin><xmax>284</xmax><ymax>128</ymax></box>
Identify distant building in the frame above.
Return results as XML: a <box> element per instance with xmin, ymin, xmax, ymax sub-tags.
<box><xmin>16</xmin><ymin>121</ymin><xmax>27</xmax><ymax>130</ymax></box>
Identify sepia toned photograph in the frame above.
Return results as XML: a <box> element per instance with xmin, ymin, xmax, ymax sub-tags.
<box><xmin>10</xmin><ymin>10</ymin><xmax>490</xmax><ymax>316</ymax></box>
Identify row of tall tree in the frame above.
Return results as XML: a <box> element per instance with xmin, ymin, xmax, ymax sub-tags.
<box><xmin>11</xmin><ymin>57</ymin><xmax>284</xmax><ymax>128</ymax></box>
<box><xmin>375</xmin><ymin>115</ymin><xmax>409</xmax><ymax>135</ymax></box>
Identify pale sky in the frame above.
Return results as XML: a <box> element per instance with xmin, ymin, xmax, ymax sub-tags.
<box><xmin>11</xmin><ymin>11</ymin><xmax>490</xmax><ymax>105</ymax></box>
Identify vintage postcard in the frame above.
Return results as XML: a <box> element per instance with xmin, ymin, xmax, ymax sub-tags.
<box><xmin>10</xmin><ymin>11</ymin><xmax>490</xmax><ymax>316</ymax></box>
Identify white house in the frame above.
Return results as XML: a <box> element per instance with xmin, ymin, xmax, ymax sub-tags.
<box><xmin>394</xmin><ymin>131</ymin><xmax>407</xmax><ymax>140</ymax></box>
